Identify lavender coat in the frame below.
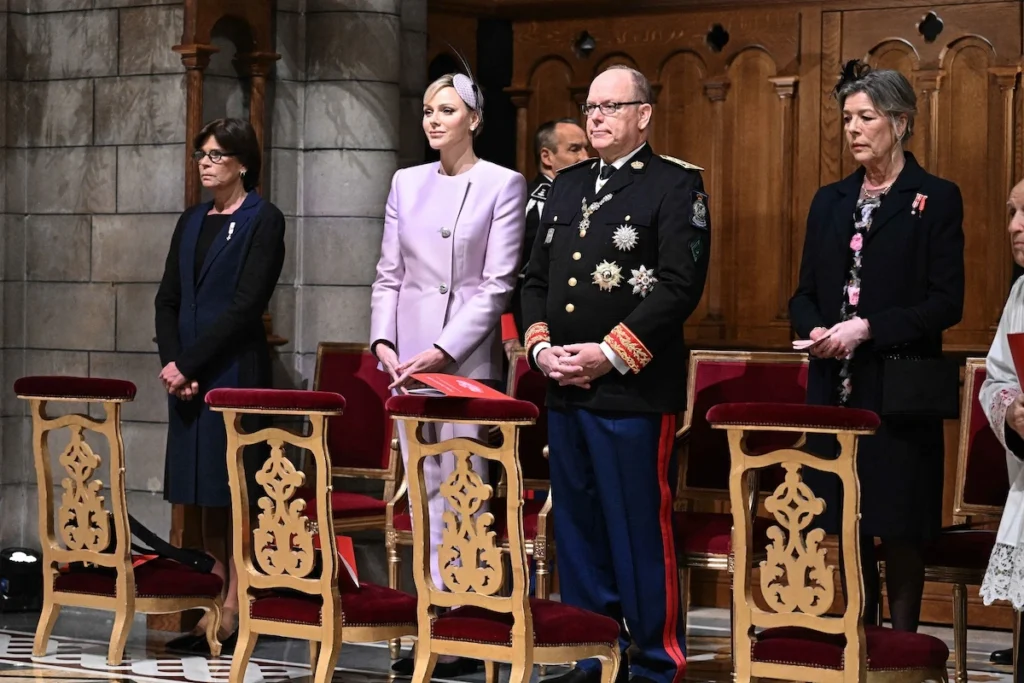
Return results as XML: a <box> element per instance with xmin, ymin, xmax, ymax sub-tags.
<box><xmin>371</xmin><ymin>160</ymin><xmax>528</xmax><ymax>380</ymax></box>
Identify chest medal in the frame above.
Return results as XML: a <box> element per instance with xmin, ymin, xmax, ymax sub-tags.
<box><xmin>592</xmin><ymin>260</ymin><xmax>623</xmax><ymax>291</ymax></box>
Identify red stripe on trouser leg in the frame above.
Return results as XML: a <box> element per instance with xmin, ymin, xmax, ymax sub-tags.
<box><xmin>657</xmin><ymin>413</ymin><xmax>686</xmax><ymax>681</ymax></box>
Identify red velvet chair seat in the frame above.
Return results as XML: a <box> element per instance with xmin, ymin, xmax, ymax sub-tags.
<box><xmin>432</xmin><ymin>598</ymin><xmax>620</xmax><ymax>646</ymax></box>
<box><xmin>14</xmin><ymin>376</ymin><xmax>137</xmax><ymax>401</ymax></box>
<box><xmin>882</xmin><ymin>529</ymin><xmax>996</xmax><ymax>570</ymax></box>
<box><xmin>393</xmin><ymin>499</ymin><xmax>545</xmax><ymax>540</ymax></box>
<box><xmin>386</xmin><ymin>395</ymin><xmax>539</xmax><ymax>422</ymax></box>
<box><xmin>753</xmin><ymin>625</ymin><xmax>949</xmax><ymax>671</ymax></box>
<box><xmin>250</xmin><ymin>583</ymin><xmax>417</xmax><ymax>626</ymax></box>
<box><xmin>706</xmin><ymin>403</ymin><xmax>881</xmax><ymax>432</ymax></box>
<box><xmin>299</xmin><ymin>488</ymin><xmax>387</xmax><ymax>520</ymax></box>
<box><xmin>674</xmin><ymin>511</ymin><xmax>772</xmax><ymax>556</ymax></box>
<box><xmin>54</xmin><ymin>559</ymin><xmax>223</xmax><ymax>598</ymax></box>
<box><xmin>206</xmin><ymin>388</ymin><xmax>345</xmax><ymax>413</ymax></box>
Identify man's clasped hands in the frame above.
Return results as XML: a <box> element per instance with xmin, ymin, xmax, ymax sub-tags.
<box><xmin>159</xmin><ymin>362</ymin><xmax>200</xmax><ymax>401</ymax></box>
<box><xmin>536</xmin><ymin>343</ymin><xmax>613</xmax><ymax>389</ymax></box>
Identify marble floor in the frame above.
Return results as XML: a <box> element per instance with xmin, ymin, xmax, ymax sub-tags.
<box><xmin>0</xmin><ymin>605</ymin><xmax>1014</xmax><ymax>683</ymax></box>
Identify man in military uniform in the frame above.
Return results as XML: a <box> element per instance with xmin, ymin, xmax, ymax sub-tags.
<box><xmin>521</xmin><ymin>65</ymin><xmax>710</xmax><ymax>683</ymax></box>
<box><xmin>503</xmin><ymin>118</ymin><xmax>589</xmax><ymax>355</ymax></box>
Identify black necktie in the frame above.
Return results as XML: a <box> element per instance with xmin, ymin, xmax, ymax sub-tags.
<box><xmin>599</xmin><ymin>164</ymin><xmax>615</xmax><ymax>180</ymax></box>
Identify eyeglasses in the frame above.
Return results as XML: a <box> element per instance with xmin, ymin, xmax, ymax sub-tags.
<box><xmin>580</xmin><ymin>101</ymin><xmax>646</xmax><ymax>117</ymax></box>
<box><xmin>192</xmin><ymin>149</ymin><xmax>236</xmax><ymax>164</ymax></box>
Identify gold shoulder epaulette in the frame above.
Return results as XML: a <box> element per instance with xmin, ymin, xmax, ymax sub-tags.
<box><xmin>659</xmin><ymin>155</ymin><xmax>704</xmax><ymax>171</ymax></box>
<box><xmin>556</xmin><ymin>158</ymin><xmax>597</xmax><ymax>175</ymax></box>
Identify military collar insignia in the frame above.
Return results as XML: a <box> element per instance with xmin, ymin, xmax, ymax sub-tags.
<box><xmin>555</xmin><ymin>158</ymin><xmax>596</xmax><ymax>175</ymax></box>
<box><xmin>530</xmin><ymin>184</ymin><xmax>549</xmax><ymax>201</ymax></box>
<box><xmin>628</xmin><ymin>266</ymin><xmax>658</xmax><ymax>298</ymax></box>
<box><xmin>661</xmin><ymin>154</ymin><xmax>704</xmax><ymax>171</ymax></box>
<box><xmin>592</xmin><ymin>260</ymin><xmax>623</xmax><ymax>292</ymax></box>
<box><xmin>631</xmin><ymin>160</ymin><xmax>645</xmax><ymax>170</ymax></box>
<box><xmin>613</xmin><ymin>224</ymin><xmax>639</xmax><ymax>251</ymax></box>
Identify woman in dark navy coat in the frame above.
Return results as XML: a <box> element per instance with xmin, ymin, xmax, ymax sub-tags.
<box><xmin>155</xmin><ymin>118</ymin><xmax>286</xmax><ymax>649</ymax></box>
<box><xmin>789</xmin><ymin>62</ymin><xmax>964</xmax><ymax>633</ymax></box>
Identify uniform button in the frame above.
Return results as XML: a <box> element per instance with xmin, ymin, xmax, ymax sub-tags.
<box><xmin>565</xmin><ymin>303</ymin><xmax>575</xmax><ymax>313</ymax></box>
<box><xmin>568</xmin><ymin>277</ymin><xmax>577</xmax><ymax>286</ymax></box>
<box><xmin>554</xmin><ymin>216</ymin><xmax>559</xmax><ymax>221</ymax></box>
<box><xmin>625</xmin><ymin>215</ymin><xmax>631</xmax><ymax>221</ymax></box>
<box><xmin>441</xmin><ymin>228</ymin><xmax>451</xmax><ymax>238</ymax></box>
<box><xmin>572</xmin><ymin>252</ymin><xmax>582</xmax><ymax>260</ymax></box>
<box><xmin>439</xmin><ymin>284</ymin><xmax>448</xmax><ymax>294</ymax></box>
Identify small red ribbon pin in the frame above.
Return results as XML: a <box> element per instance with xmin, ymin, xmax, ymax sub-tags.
<box><xmin>911</xmin><ymin>193</ymin><xmax>928</xmax><ymax>216</ymax></box>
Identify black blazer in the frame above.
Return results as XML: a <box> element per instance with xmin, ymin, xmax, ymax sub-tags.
<box><xmin>789</xmin><ymin>152</ymin><xmax>964</xmax><ymax>406</ymax></box>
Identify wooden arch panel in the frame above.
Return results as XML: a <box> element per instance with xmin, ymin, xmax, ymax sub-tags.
<box><xmin>523</xmin><ymin>58</ymin><xmax>577</xmax><ymax>179</ymax></box>
<box><xmin>723</xmin><ymin>49</ymin><xmax>785</xmax><ymax>345</ymax></box>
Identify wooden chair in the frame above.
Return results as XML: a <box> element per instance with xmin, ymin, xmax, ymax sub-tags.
<box><xmin>385</xmin><ymin>394</ymin><xmax>621</xmax><ymax>683</ymax></box>
<box><xmin>709</xmin><ymin>402</ymin><xmax>950</xmax><ymax>682</ymax></box>
<box><xmin>206</xmin><ymin>387</ymin><xmax>417</xmax><ymax>683</ymax></box>
<box><xmin>308</xmin><ymin>342</ymin><xmax>401</xmax><ymax>534</ymax></box>
<box><xmin>878</xmin><ymin>357</ymin><xmax>1006</xmax><ymax>683</ymax></box>
<box><xmin>674</xmin><ymin>350</ymin><xmax>809</xmax><ymax>636</ymax></box>
<box><xmin>17</xmin><ymin>376</ymin><xmax>223</xmax><ymax>665</ymax></box>
<box><xmin>384</xmin><ymin>352</ymin><xmax>554</xmax><ymax>653</ymax></box>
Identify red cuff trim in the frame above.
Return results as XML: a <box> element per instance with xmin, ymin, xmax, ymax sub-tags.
<box><xmin>501</xmin><ymin>313</ymin><xmax>519</xmax><ymax>343</ymax></box>
<box><xmin>604</xmin><ymin>323</ymin><xmax>652</xmax><ymax>374</ymax></box>
<box><xmin>525</xmin><ymin>322</ymin><xmax>550</xmax><ymax>349</ymax></box>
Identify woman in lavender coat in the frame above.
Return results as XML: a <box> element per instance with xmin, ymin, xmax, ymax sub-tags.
<box><xmin>369</xmin><ymin>72</ymin><xmax>527</xmax><ymax>675</ymax></box>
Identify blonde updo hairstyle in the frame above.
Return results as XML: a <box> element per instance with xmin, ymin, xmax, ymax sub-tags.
<box><xmin>424</xmin><ymin>73</ymin><xmax>484</xmax><ymax>139</ymax></box>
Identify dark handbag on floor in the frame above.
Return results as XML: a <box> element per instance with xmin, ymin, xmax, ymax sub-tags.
<box><xmin>880</xmin><ymin>354</ymin><xmax>960</xmax><ymax>419</ymax></box>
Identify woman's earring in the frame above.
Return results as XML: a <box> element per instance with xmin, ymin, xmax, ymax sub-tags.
<box><xmin>241</xmin><ymin>169</ymin><xmax>247</xmax><ymax>177</ymax></box>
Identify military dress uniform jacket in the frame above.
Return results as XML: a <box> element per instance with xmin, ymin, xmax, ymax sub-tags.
<box><xmin>521</xmin><ymin>143</ymin><xmax>710</xmax><ymax>414</ymax></box>
<box><xmin>504</xmin><ymin>174</ymin><xmax>552</xmax><ymax>340</ymax></box>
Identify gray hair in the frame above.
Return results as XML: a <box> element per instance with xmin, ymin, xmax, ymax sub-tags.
<box><xmin>601</xmin><ymin>64</ymin><xmax>654</xmax><ymax>104</ymax></box>
<box><xmin>836</xmin><ymin>67</ymin><xmax>917</xmax><ymax>143</ymax></box>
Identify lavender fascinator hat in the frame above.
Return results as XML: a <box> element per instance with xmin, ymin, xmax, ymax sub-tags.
<box><xmin>448</xmin><ymin>43</ymin><xmax>483</xmax><ymax>112</ymax></box>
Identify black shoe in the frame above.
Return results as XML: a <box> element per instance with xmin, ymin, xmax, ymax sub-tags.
<box><xmin>186</xmin><ymin>630</ymin><xmax>237</xmax><ymax>657</ymax></box>
<box><xmin>991</xmin><ymin>648</ymin><xmax>1013</xmax><ymax>665</ymax></box>
<box><xmin>392</xmin><ymin>656</ymin><xmax>480</xmax><ymax>678</ymax></box>
<box><xmin>544</xmin><ymin>665</ymin><xmax>628</xmax><ymax>683</ymax></box>
<box><xmin>165</xmin><ymin>632</ymin><xmax>204</xmax><ymax>653</ymax></box>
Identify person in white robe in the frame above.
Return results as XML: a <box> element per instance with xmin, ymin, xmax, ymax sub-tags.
<box><xmin>980</xmin><ymin>178</ymin><xmax>1024</xmax><ymax>609</ymax></box>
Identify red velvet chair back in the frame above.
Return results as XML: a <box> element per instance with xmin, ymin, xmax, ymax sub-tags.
<box><xmin>313</xmin><ymin>343</ymin><xmax>398</xmax><ymax>481</ymax></box>
<box><xmin>709</xmin><ymin>402</ymin><xmax>883</xmax><ymax>681</ymax></box>
<box><xmin>680</xmin><ymin>351</ymin><xmax>809</xmax><ymax>499</ymax></box>
<box><xmin>386</xmin><ymin>397</ymin><xmax>539</xmax><ymax>641</ymax></box>
<box><xmin>954</xmin><ymin>358</ymin><xmax>1008</xmax><ymax>519</ymax></box>
<box><xmin>507</xmin><ymin>350</ymin><xmax>549</xmax><ymax>484</ymax></box>
<box><xmin>207</xmin><ymin>388</ymin><xmax>346</xmax><ymax>631</ymax></box>
<box><xmin>15</xmin><ymin>376</ymin><xmax>136</xmax><ymax>581</ymax></box>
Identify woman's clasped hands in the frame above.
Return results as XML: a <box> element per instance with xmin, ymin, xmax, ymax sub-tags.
<box><xmin>378</xmin><ymin>344</ymin><xmax>453</xmax><ymax>391</ymax></box>
<box><xmin>808</xmin><ymin>317</ymin><xmax>872</xmax><ymax>360</ymax></box>
<box><xmin>158</xmin><ymin>362</ymin><xmax>200</xmax><ymax>401</ymax></box>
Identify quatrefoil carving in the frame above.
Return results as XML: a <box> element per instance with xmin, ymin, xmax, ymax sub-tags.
<box><xmin>57</xmin><ymin>425</ymin><xmax>110</xmax><ymax>552</ymax></box>
<box><xmin>438</xmin><ymin>452</ymin><xmax>502</xmax><ymax>594</ymax></box>
<box><xmin>254</xmin><ymin>440</ymin><xmax>315</xmax><ymax>577</ymax></box>
<box><xmin>760</xmin><ymin>463</ymin><xmax>835</xmax><ymax>616</ymax></box>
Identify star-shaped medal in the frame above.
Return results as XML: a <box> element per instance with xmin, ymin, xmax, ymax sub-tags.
<box><xmin>592</xmin><ymin>260</ymin><xmax>623</xmax><ymax>292</ymax></box>
<box><xmin>612</xmin><ymin>224</ymin><xmax>639</xmax><ymax>251</ymax></box>
<box><xmin>628</xmin><ymin>265</ymin><xmax>658</xmax><ymax>298</ymax></box>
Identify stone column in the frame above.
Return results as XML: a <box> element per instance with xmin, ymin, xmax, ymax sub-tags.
<box><xmin>399</xmin><ymin>0</ymin><xmax>427</xmax><ymax>168</ymax></box>
<box><xmin>1</xmin><ymin>2</ymin><xmax>187</xmax><ymax>547</ymax></box>
<box><xmin>297</xmin><ymin>0</ymin><xmax>402</xmax><ymax>380</ymax></box>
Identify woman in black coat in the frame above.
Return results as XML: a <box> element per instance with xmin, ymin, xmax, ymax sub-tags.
<box><xmin>155</xmin><ymin>118</ymin><xmax>286</xmax><ymax>650</ymax></box>
<box><xmin>789</xmin><ymin>61</ymin><xmax>964</xmax><ymax>632</ymax></box>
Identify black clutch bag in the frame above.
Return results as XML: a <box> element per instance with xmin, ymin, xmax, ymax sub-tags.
<box><xmin>880</xmin><ymin>354</ymin><xmax>960</xmax><ymax>419</ymax></box>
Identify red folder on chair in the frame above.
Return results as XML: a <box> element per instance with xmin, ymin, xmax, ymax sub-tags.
<box><xmin>410</xmin><ymin>373</ymin><xmax>509</xmax><ymax>400</ymax></box>
<box><xmin>1009</xmin><ymin>333</ymin><xmax>1024</xmax><ymax>382</ymax></box>
<box><xmin>336</xmin><ymin>535</ymin><xmax>360</xmax><ymax>593</ymax></box>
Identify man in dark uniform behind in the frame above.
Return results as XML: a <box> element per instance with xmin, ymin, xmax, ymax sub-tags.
<box><xmin>502</xmin><ymin>118</ymin><xmax>589</xmax><ymax>355</ymax></box>
<box><xmin>521</xmin><ymin>65</ymin><xmax>710</xmax><ymax>683</ymax></box>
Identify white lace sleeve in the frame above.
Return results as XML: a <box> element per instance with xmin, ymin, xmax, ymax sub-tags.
<box><xmin>981</xmin><ymin>278</ymin><xmax>1024</xmax><ymax>455</ymax></box>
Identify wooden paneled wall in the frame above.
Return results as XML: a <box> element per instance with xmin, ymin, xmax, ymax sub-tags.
<box><xmin>508</xmin><ymin>1</ymin><xmax>1022</xmax><ymax>354</ymax></box>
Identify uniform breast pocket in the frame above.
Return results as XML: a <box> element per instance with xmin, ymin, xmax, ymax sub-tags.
<box><xmin>602</xmin><ymin>208</ymin><xmax>653</xmax><ymax>254</ymax></box>
<box><xmin>542</xmin><ymin>205</ymin><xmax>579</xmax><ymax>257</ymax></box>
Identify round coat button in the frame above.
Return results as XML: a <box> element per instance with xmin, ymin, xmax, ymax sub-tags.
<box><xmin>439</xmin><ymin>284</ymin><xmax>448</xmax><ymax>294</ymax></box>
<box><xmin>568</xmin><ymin>278</ymin><xmax>577</xmax><ymax>286</ymax></box>
<box><xmin>565</xmin><ymin>303</ymin><xmax>575</xmax><ymax>313</ymax></box>
<box><xmin>441</xmin><ymin>228</ymin><xmax>451</xmax><ymax>238</ymax></box>
<box><xmin>572</xmin><ymin>252</ymin><xmax>582</xmax><ymax>260</ymax></box>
